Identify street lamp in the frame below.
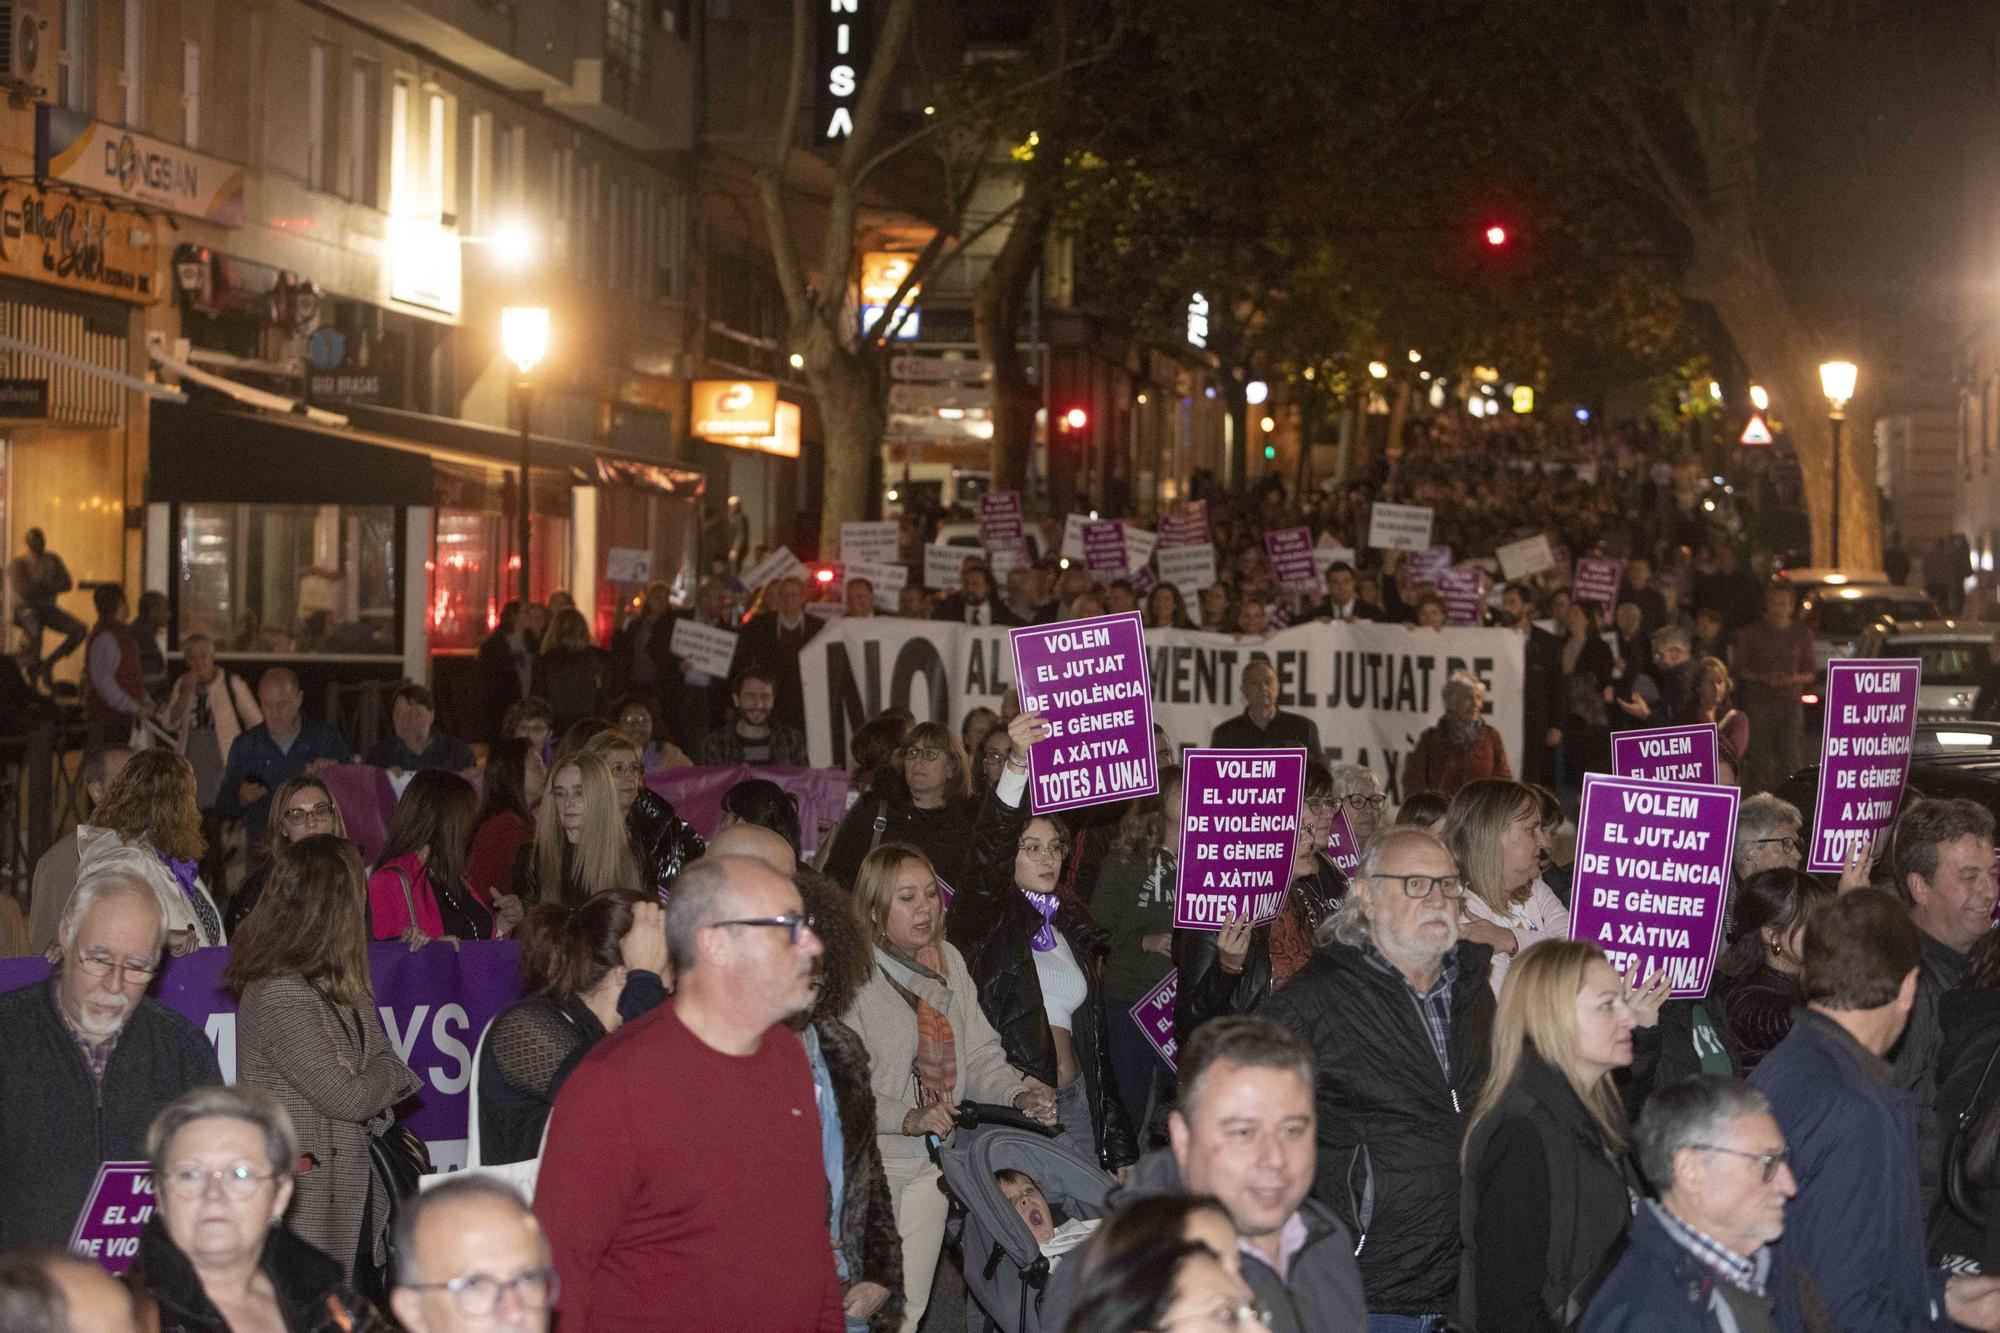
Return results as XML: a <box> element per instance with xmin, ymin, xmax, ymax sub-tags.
<box><xmin>1819</xmin><ymin>359</ymin><xmax>1858</xmax><ymax>568</ymax></box>
<box><xmin>1749</xmin><ymin>384</ymin><xmax>1770</xmax><ymax>412</ymax></box>
<box><xmin>502</xmin><ymin>306</ymin><xmax>551</xmax><ymax>605</ymax></box>
<box><xmin>1367</xmin><ymin>360</ymin><xmax>1390</xmax><ymax>380</ymax></box>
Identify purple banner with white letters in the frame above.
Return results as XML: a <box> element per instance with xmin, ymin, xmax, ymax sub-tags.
<box><xmin>1808</xmin><ymin>659</ymin><xmax>1921</xmax><ymax>872</ymax></box>
<box><xmin>1408</xmin><ymin>545</ymin><xmax>1454</xmax><ymax>584</ymax></box>
<box><xmin>1009</xmin><ymin>612</ymin><xmax>1158</xmax><ymax>812</ymax></box>
<box><xmin>1324</xmin><ymin>808</ymin><xmax>1362</xmax><ymax>876</ymax></box>
<box><xmin>980</xmin><ymin>490</ymin><xmax>1025</xmax><ymax>548</ymax></box>
<box><xmin>1568</xmin><ymin>773</ymin><xmax>1738</xmax><ymax>998</ymax></box>
<box><xmin>1173</xmin><ymin>748</ymin><xmax>1306</xmax><ymax>930</ymax></box>
<box><xmin>1436</xmin><ymin>567</ymin><xmax>1486</xmax><ymax>626</ymax></box>
<box><xmin>68</xmin><ymin>1163</ymin><xmax>152</xmax><ymax>1273</ymax></box>
<box><xmin>1263</xmin><ymin>527</ymin><xmax>1320</xmax><ymax>592</ymax></box>
<box><xmin>1572</xmin><ymin>558</ymin><xmax>1624</xmax><ymax>608</ymax></box>
<box><xmin>1610</xmin><ymin>724</ymin><xmax>1719</xmax><ymax>785</ymax></box>
<box><xmin>1083</xmin><ymin>520</ymin><xmax>1129</xmax><ymax>577</ymax></box>
<box><xmin>0</xmin><ymin>943</ymin><xmax>522</xmax><ymax>1165</ymax></box>
<box><xmin>1131</xmin><ymin>972</ymin><xmax>1178</xmax><ymax>1070</ymax></box>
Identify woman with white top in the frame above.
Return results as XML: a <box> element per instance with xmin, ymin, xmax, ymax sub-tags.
<box><xmin>946</xmin><ymin>712</ymin><xmax>1140</xmax><ymax>1176</ymax></box>
<box><xmin>1444</xmin><ymin>778</ymin><xmax>1572</xmax><ymax>995</ymax></box>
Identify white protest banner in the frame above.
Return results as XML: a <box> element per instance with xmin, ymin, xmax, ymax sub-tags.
<box><xmin>802</xmin><ymin>619</ymin><xmax>1525</xmax><ymax>802</ymax></box>
<box><xmin>1368</xmin><ymin>502</ymin><xmax>1435</xmax><ymax>551</ymax></box>
<box><xmin>840</xmin><ymin>520</ymin><xmax>901</xmax><ymax>566</ymax></box>
<box><xmin>742</xmin><ymin>545</ymin><xmax>810</xmax><ymax>592</ymax></box>
<box><xmin>1496</xmin><ymin>534</ymin><xmax>1556</xmax><ymax>582</ymax></box>
<box><xmin>1157</xmin><ymin>543</ymin><xmax>1219</xmax><ymax>594</ymax></box>
<box><xmin>925</xmin><ymin>543</ymin><xmax>983</xmax><ymax>589</ymax></box>
<box><xmin>1124</xmin><ymin>525</ymin><xmax>1160</xmax><ymax>574</ymax></box>
<box><xmin>605</xmin><ymin>547</ymin><xmax>652</xmax><ymax>583</ymax></box>
<box><xmin>669</xmin><ymin>618</ymin><xmax>739</xmax><ymax>680</ymax></box>
<box><xmin>1061</xmin><ymin>513</ymin><xmax>1091</xmax><ymax>561</ymax></box>
<box><xmin>845</xmin><ymin>559</ymin><xmax>908</xmax><ymax>611</ymax></box>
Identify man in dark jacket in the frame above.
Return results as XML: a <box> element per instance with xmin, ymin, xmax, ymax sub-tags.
<box><xmin>1038</xmin><ymin>1016</ymin><xmax>1367</xmax><ymax>1333</ymax></box>
<box><xmin>930</xmin><ymin>562</ymin><xmax>1020</xmax><ymax>626</ymax></box>
<box><xmin>1259</xmin><ymin>825</ymin><xmax>1494</xmax><ymax>1323</ymax></box>
<box><xmin>729</xmin><ymin>575</ymin><xmax>822</xmax><ymax>733</ymax></box>
<box><xmin>1584</xmin><ymin>1075</ymin><xmax>1795</xmax><ymax>1333</ymax></box>
<box><xmin>365</xmin><ymin>683</ymin><xmax>474</xmax><ymax>773</ymax></box>
<box><xmin>0</xmin><ymin>869</ymin><xmax>221</xmax><ymax>1247</ymax></box>
<box><xmin>1499</xmin><ymin>582</ymin><xmax>1566</xmax><ymax>786</ymax></box>
<box><xmin>1751</xmin><ymin>889</ymin><xmax>2000</xmax><ymax>1332</ymax></box>
<box><xmin>1208</xmin><ymin>659</ymin><xmax>1322</xmax><ymax>756</ymax></box>
<box><xmin>476</xmin><ymin>600</ymin><xmax>535</xmax><ymax>744</ymax></box>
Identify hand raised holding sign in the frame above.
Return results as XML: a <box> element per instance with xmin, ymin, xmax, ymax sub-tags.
<box><xmin>1624</xmin><ymin>965</ymin><xmax>1672</xmax><ymax>1029</ymax></box>
<box><xmin>1216</xmin><ymin>912</ymin><xmax>1252</xmax><ymax>974</ymax></box>
<box><xmin>1837</xmin><ymin>840</ymin><xmax>1878</xmax><ymax>895</ymax></box>
<box><xmin>1005</xmin><ymin>711</ymin><xmax>1050</xmax><ymax>764</ymax></box>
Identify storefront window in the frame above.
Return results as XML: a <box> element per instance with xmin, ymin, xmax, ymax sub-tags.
<box><xmin>428</xmin><ymin>506</ymin><xmax>571</xmax><ymax>651</ymax></box>
<box><xmin>178</xmin><ymin>504</ymin><xmax>398</xmax><ymax>654</ymax></box>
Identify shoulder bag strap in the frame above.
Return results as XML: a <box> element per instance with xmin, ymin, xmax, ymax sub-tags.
<box><xmin>393</xmin><ymin>864</ymin><xmax>419</xmax><ymax>932</ymax></box>
<box><xmin>868</xmin><ymin>796</ymin><xmax>891</xmax><ymax>852</ymax></box>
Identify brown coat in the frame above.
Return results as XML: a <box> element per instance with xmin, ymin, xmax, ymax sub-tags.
<box><xmin>235</xmin><ymin>975</ymin><xmax>420</xmax><ymax>1275</ymax></box>
<box><xmin>1402</xmin><ymin>721</ymin><xmax>1512</xmax><ymax>798</ymax></box>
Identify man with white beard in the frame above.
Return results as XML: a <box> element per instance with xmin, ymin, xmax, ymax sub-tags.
<box><xmin>0</xmin><ymin>868</ymin><xmax>221</xmax><ymax>1245</ymax></box>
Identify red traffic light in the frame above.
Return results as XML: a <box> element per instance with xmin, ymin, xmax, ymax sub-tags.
<box><xmin>1484</xmin><ymin>224</ymin><xmax>1509</xmax><ymax>247</ymax></box>
<box><xmin>1062</xmin><ymin>406</ymin><xmax>1088</xmax><ymax>431</ymax></box>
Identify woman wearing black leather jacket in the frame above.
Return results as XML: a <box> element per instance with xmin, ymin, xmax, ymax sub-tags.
<box><xmin>582</xmin><ymin>729</ymin><xmax>704</xmax><ymax>899</ymax></box>
<box><xmin>1174</xmin><ymin>760</ymin><xmax>1349</xmax><ymax>1043</ymax></box>
<box><xmin>945</xmin><ymin>712</ymin><xmax>1139</xmax><ymax>1175</ymax></box>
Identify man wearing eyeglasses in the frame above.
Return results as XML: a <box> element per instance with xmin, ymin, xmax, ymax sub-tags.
<box><xmin>1584</xmin><ymin>1075</ymin><xmax>1796</xmax><ymax>1332</ymax></box>
<box><xmin>214</xmin><ymin>667</ymin><xmax>348</xmax><ymax>844</ymax></box>
<box><xmin>536</xmin><ymin>854</ymin><xmax>846</xmax><ymax>1330</ymax></box>
<box><xmin>0</xmin><ymin>867</ymin><xmax>221</xmax><ymax>1247</ymax></box>
<box><xmin>1258</xmin><ymin>825</ymin><xmax>1495</xmax><ymax>1331</ymax></box>
<box><xmin>393</xmin><ymin>1176</ymin><xmax>558</xmax><ymax>1333</ymax></box>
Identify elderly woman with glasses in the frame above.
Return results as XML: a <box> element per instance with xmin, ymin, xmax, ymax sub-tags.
<box><xmin>821</xmin><ymin>721</ymin><xmax>980</xmax><ymax>892</ymax></box>
<box><xmin>224</xmin><ymin>773</ymin><xmax>346</xmax><ymax>934</ymax></box>
<box><xmin>129</xmin><ymin>1085</ymin><xmax>390</xmax><ymax>1332</ymax></box>
<box><xmin>1732</xmin><ymin>794</ymin><xmax>1804</xmax><ymax>883</ymax></box>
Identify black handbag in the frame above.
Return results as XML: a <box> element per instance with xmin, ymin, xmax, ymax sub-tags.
<box><xmin>368</xmin><ymin>1121</ymin><xmax>433</xmax><ymax>1205</ymax></box>
<box><xmin>1946</xmin><ymin>1037</ymin><xmax>2000</xmax><ymax>1225</ymax></box>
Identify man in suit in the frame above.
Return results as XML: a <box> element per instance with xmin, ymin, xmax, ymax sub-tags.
<box><xmin>1499</xmin><ymin>581</ymin><xmax>1566</xmax><ymax>787</ymax></box>
<box><xmin>476</xmin><ymin>601</ymin><xmax>535</xmax><ymax>744</ymax></box>
<box><xmin>729</xmin><ymin>576</ymin><xmax>821</xmax><ymax>734</ymax></box>
<box><xmin>1309</xmin><ymin>562</ymin><xmax>1384</xmax><ymax>623</ymax></box>
<box><xmin>931</xmin><ymin>561</ymin><xmax>1018</xmax><ymax>626</ymax></box>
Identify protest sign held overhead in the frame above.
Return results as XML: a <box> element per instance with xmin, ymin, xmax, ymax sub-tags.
<box><xmin>1808</xmin><ymin>658</ymin><xmax>1920</xmax><ymax>872</ymax></box>
<box><xmin>1083</xmin><ymin>520</ymin><xmax>1130</xmax><ymax>577</ymax></box>
<box><xmin>1611</xmin><ymin>723</ymin><xmax>1720</xmax><ymax>786</ymax></box>
<box><xmin>924</xmin><ymin>543</ymin><xmax>982</xmax><ymax>589</ymax></box>
<box><xmin>669</xmin><ymin>618</ymin><xmax>739</xmax><ymax>681</ymax></box>
<box><xmin>1368</xmin><ymin>502</ymin><xmax>1436</xmax><ymax>551</ymax></box>
<box><xmin>1175</xmin><ymin>747</ymin><xmax>1306</xmax><ymax>930</ymax></box>
<box><xmin>742</xmin><ymin>545</ymin><xmax>810</xmax><ymax>591</ymax></box>
<box><xmin>1159</xmin><ymin>500</ymin><xmax>1209</xmax><ymax>547</ymax></box>
<box><xmin>1157</xmin><ymin>542</ymin><xmax>1219</xmax><ymax>594</ymax></box>
<box><xmin>1264</xmin><ymin>527</ymin><xmax>1321</xmax><ymax>591</ymax></box>
<box><xmin>840</xmin><ymin>520</ymin><xmax>900</xmax><ymax>566</ymax></box>
<box><xmin>1009</xmin><ymin>611</ymin><xmax>1159</xmax><ymax>813</ymax></box>
<box><xmin>845</xmin><ymin>558</ymin><xmax>907</xmax><ymax>611</ymax></box>
<box><xmin>1572</xmin><ymin>558</ymin><xmax>1623</xmax><ymax>607</ymax></box>
<box><xmin>1496</xmin><ymin>534</ymin><xmax>1556</xmax><ymax>581</ymax></box>
<box><xmin>1436</xmin><ymin>567</ymin><xmax>1486</xmax><ymax>625</ymax></box>
<box><xmin>1569</xmin><ymin>773</ymin><xmax>1739</xmax><ymax>997</ymax></box>
<box><xmin>1408</xmin><ymin>545</ymin><xmax>1454</xmax><ymax>584</ymax></box>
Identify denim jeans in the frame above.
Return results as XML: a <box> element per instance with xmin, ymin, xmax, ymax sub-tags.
<box><xmin>1055</xmin><ymin>1076</ymin><xmax>1098</xmax><ymax>1164</ymax></box>
<box><xmin>1367</xmin><ymin>1316</ymin><xmax>1451</xmax><ymax>1333</ymax></box>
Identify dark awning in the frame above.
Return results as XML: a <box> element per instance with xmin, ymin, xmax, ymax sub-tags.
<box><xmin>147</xmin><ymin>400</ymin><xmax>433</xmax><ymax>506</ymax></box>
<box><xmin>595</xmin><ymin>456</ymin><xmax>705</xmax><ymax>498</ymax></box>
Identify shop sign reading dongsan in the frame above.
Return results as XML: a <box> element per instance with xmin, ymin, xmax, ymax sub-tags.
<box><xmin>36</xmin><ymin>107</ymin><xmax>246</xmax><ymax>227</ymax></box>
<box><xmin>0</xmin><ymin>185</ymin><xmax>159</xmax><ymax>303</ymax></box>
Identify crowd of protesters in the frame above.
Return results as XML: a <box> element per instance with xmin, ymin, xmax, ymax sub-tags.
<box><xmin>10</xmin><ymin>415</ymin><xmax>2000</xmax><ymax>1333</ymax></box>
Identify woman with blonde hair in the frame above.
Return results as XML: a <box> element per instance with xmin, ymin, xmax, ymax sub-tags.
<box><xmin>512</xmin><ymin>749</ymin><xmax>642</xmax><ymax>907</ymax></box>
<box><xmin>77</xmin><ymin>747</ymin><xmax>225</xmax><ymax>950</ymax></box>
<box><xmin>1443</xmin><ymin>779</ymin><xmax>1571</xmax><ymax>996</ymax></box>
<box><xmin>821</xmin><ymin>720</ymin><xmax>979</xmax><ymax>891</ymax></box>
<box><xmin>1459</xmin><ymin>939</ymin><xmax>1658</xmax><ymax>1332</ymax></box>
<box><xmin>579</xmin><ymin>727</ymin><xmax>704</xmax><ymax>899</ymax></box>
<box><xmin>1689</xmin><ymin>655</ymin><xmax>1749</xmax><ymax>784</ymax></box>
<box><xmin>845</xmin><ymin>841</ymin><xmax>1055</xmax><ymax>1332</ymax></box>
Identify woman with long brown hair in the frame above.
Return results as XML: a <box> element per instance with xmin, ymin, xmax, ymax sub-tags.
<box><xmin>225</xmin><ymin>771</ymin><xmax>348</xmax><ymax>934</ymax></box>
<box><xmin>368</xmin><ymin>769</ymin><xmax>511</xmax><ymax>944</ymax></box>
<box><xmin>77</xmin><ymin>747</ymin><xmax>224</xmax><ymax>950</ymax></box>
<box><xmin>821</xmin><ymin>720</ymin><xmax>980</xmax><ymax>891</ymax></box>
<box><xmin>226</xmin><ymin>834</ymin><xmax>419</xmax><ymax>1302</ymax></box>
<box><xmin>580</xmin><ymin>728</ymin><xmax>704</xmax><ymax>899</ymax></box>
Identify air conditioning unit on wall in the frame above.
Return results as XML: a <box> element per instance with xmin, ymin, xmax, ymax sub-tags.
<box><xmin>0</xmin><ymin>0</ymin><xmax>52</xmax><ymax>104</ymax></box>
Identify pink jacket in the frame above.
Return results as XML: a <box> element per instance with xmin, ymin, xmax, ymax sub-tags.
<box><xmin>367</xmin><ymin>852</ymin><xmax>443</xmax><ymax>940</ymax></box>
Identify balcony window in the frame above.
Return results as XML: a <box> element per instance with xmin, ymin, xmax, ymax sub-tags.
<box><xmin>178</xmin><ymin>504</ymin><xmax>399</xmax><ymax>655</ymax></box>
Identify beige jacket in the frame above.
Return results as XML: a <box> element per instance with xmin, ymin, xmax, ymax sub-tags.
<box><xmin>845</xmin><ymin>938</ymin><xmax>1033</xmax><ymax>1163</ymax></box>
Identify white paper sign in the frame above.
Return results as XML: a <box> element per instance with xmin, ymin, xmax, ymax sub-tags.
<box><xmin>925</xmin><ymin>544</ymin><xmax>983</xmax><ymax>589</ymax></box>
<box><xmin>1368</xmin><ymin>503</ymin><xmax>1436</xmax><ymax>552</ymax></box>
<box><xmin>1496</xmin><ymin>534</ymin><xmax>1556</xmax><ymax>582</ymax></box>
<box><xmin>1123</xmin><ymin>526</ymin><xmax>1160</xmax><ymax>574</ymax></box>
<box><xmin>669</xmin><ymin>618</ymin><xmax>739</xmax><ymax>679</ymax></box>
<box><xmin>845</xmin><ymin>559</ymin><xmax>908</xmax><ymax>611</ymax></box>
<box><xmin>1313</xmin><ymin>545</ymin><xmax>1358</xmax><ymax>576</ymax></box>
<box><xmin>1157</xmin><ymin>543</ymin><xmax>1218</xmax><ymax>593</ymax></box>
<box><xmin>840</xmin><ymin>520</ymin><xmax>901</xmax><ymax>566</ymax></box>
<box><xmin>1061</xmin><ymin>513</ymin><xmax>1091</xmax><ymax>562</ymax></box>
<box><xmin>605</xmin><ymin>547</ymin><xmax>652</xmax><ymax>583</ymax></box>
<box><xmin>741</xmin><ymin>546</ymin><xmax>810</xmax><ymax>592</ymax></box>
<box><xmin>988</xmin><ymin>539</ymin><xmax>1029</xmax><ymax>579</ymax></box>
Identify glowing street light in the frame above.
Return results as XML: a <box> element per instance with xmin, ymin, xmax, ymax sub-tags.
<box><xmin>1245</xmin><ymin>379</ymin><xmax>1270</xmax><ymax>405</ymax></box>
<box><xmin>1820</xmin><ymin>360</ymin><xmax>1858</xmax><ymax>566</ymax></box>
<box><xmin>1367</xmin><ymin>360</ymin><xmax>1389</xmax><ymax>380</ymax></box>
<box><xmin>501</xmin><ymin>306</ymin><xmax>551</xmax><ymax>604</ymax></box>
<box><xmin>1749</xmin><ymin>384</ymin><xmax>1769</xmax><ymax>411</ymax></box>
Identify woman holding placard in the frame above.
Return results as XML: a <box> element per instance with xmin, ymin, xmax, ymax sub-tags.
<box><xmin>949</xmin><ymin>711</ymin><xmax>1138</xmax><ymax>1175</ymax></box>
<box><xmin>1092</xmin><ymin>766</ymin><xmax>1184</xmax><ymax>1126</ymax></box>
<box><xmin>1713</xmin><ymin>867</ymin><xmax>1832</xmax><ymax>1073</ymax></box>
<box><xmin>1444</xmin><ymin>780</ymin><xmax>1572</xmax><ymax>997</ymax></box>
<box><xmin>1459</xmin><ymin>939</ymin><xmax>1649</xmax><ymax>1333</ymax></box>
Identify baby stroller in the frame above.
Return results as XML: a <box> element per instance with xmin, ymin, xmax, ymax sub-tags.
<box><xmin>935</xmin><ymin>1107</ymin><xmax>1118</xmax><ymax>1333</ymax></box>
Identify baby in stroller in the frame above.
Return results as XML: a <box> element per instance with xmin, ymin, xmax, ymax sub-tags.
<box><xmin>997</xmin><ymin>1168</ymin><xmax>1100</xmax><ymax>1268</ymax></box>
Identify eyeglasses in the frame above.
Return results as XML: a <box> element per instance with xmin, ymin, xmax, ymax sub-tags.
<box><xmin>1690</xmin><ymin>1144</ymin><xmax>1790</xmax><ymax>1183</ymax></box>
<box><xmin>906</xmin><ymin>746</ymin><xmax>946</xmax><ymax>764</ymax></box>
<box><xmin>401</xmin><ymin>1268</ymin><xmax>561</xmax><ymax>1316</ymax></box>
<box><xmin>1342</xmin><ymin>794</ymin><xmax>1388</xmax><ymax>811</ymax></box>
<box><xmin>1373</xmin><ymin>873</ymin><xmax>1466</xmax><ymax>900</ymax></box>
<box><xmin>280</xmin><ymin>801</ymin><xmax>335</xmax><ymax>826</ymax></box>
<box><xmin>1752</xmin><ymin>836</ymin><xmax>1803</xmax><ymax>854</ymax></box>
<box><xmin>160</xmin><ymin>1163</ymin><xmax>279</xmax><ymax>1200</ymax></box>
<box><xmin>1017</xmin><ymin>840</ymin><xmax>1064</xmax><ymax>862</ymax></box>
<box><xmin>1155</xmin><ymin>1298</ymin><xmax>1272</xmax><ymax>1329</ymax></box>
<box><xmin>713</xmin><ymin>912</ymin><xmax>819</xmax><ymax>945</ymax></box>
<box><xmin>75</xmin><ymin>951</ymin><xmax>160</xmax><ymax>983</ymax></box>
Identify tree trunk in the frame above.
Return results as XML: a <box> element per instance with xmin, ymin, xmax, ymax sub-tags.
<box><xmin>804</xmin><ymin>333</ymin><xmax>887</xmax><ymax>557</ymax></box>
<box><xmin>975</xmin><ymin>172</ymin><xmax>1059</xmax><ymax>495</ymax></box>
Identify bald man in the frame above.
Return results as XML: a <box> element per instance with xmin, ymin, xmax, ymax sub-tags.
<box><xmin>704</xmin><ymin>823</ymin><xmax>797</xmax><ymax>877</ymax></box>
<box><xmin>216</xmin><ymin>666</ymin><xmax>349</xmax><ymax>841</ymax></box>
<box><xmin>0</xmin><ymin>1246</ymin><xmax>141</xmax><ymax>1333</ymax></box>
<box><xmin>392</xmin><ymin>1176</ymin><xmax>555</xmax><ymax>1333</ymax></box>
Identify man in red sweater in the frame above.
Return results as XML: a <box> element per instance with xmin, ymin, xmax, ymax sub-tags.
<box><xmin>535</xmin><ymin>854</ymin><xmax>844</xmax><ymax>1331</ymax></box>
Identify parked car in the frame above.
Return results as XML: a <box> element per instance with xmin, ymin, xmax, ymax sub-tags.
<box><xmin>1913</xmin><ymin>720</ymin><xmax>2000</xmax><ymax>758</ymax></box>
<box><xmin>1778</xmin><ymin>750</ymin><xmax>2000</xmax><ymax>874</ymax></box>
<box><xmin>1797</xmin><ymin>584</ymin><xmax>1939</xmax><ymax>672</ymax></box>
<box><xmin>1853</xmin><ymin>620</ymin><xmax>1994</xmax><ymax>720</ymax></box>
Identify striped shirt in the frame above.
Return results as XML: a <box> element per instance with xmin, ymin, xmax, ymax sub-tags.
<box><xmin>1648</xmin><ymin>1200</ymin><xmax>1768</xmax><ymax>1298</ymax></box>
<box><xmin>1365</xmin><ymin>943</ymin><xmax>1459</xmax><ymax>1082</ymax></box>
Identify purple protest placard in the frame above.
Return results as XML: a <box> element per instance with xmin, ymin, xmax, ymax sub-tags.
<box><xmin>68</xmin><ymin>1162</ymin><xmax>152</xmax><ymax>1273</ymax></box>
<box><xmin>980</xmin><ymin>490</ymin><xmax>1024</xmax><ymax>547</ymax></box>
<box><xmin>1408</xmin><ymin>545</ymin><xmax>1454</xmax><ymax>584</ymax></box>
<box><xmin>1264</xmin><ymin>527</ymin><xmax>1320</xmax><ymax>592</ymax></box>
<box><xmin>1131</xmin><ymin>972</ymin><xmax>1179</xmax><ymax>1070</ymax></box>
<box><xmin>1611</xmin><ymin>724</ymin><xmax>1720</xmax><ymax>785</ymax></box>
<box><xmin>1572</xmin><ymin>558</ymin><xmax>1624</xmax><ymax>607</ymax></box>
<box><xmin>1160</xmin><ymin>500</ymin><xmax>1209</xmax><ymax>548</ymax></box>
<box><xmin>1325</xmin><ymin>808</ymin><xmax>1362</xmax><ymax>876</ymax></box>
<box><xmin>1568</xmin><ymin>773</ymin><xmax>1739</xmax><ymax>997</ymax></box>
<box><xmin>1009</xmin><ymin>611</ymin><xmax>1158</xmax><ymax>812</ymax></box>
<box><xmin>1808</xmin><ymin>658</ymin><xmax>1920</xmax><ymax>872</ymax></box>
<box><xmin>1083</xmin><ymin>520</ymin><xmax>1129</xmax><ymax>577</ymax></box>
<box><xmin>1436</xmin><ymin>567</ymin><xmax>1486</xmax><ymax>626</ymax></box>
<box><xmin>1174</xmin><ymin>747</ymin><xmax>1306</xmax><ymax>930</ymax></box>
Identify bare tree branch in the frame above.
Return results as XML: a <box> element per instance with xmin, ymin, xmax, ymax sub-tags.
<box><xmin>756</xmin><ymin>0</ymin><xmax>816</xmax><ymax>326</ymax></box>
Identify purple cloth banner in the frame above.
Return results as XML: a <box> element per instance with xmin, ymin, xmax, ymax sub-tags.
<box><xmin>1808</xmin><ymin>659</ymin><xmax>1920</xmax><ymax>872</ymax></box>
<box><xmin>1610</xmin><ymin>724</ymin><xmax>1719</xmax><ymax>785</ymax></box>
<box><xmin>1408</xmin><ymin>545</ymin><xmax>1454</xmax><ymax>584</ymax></box>
<box><xmin>1009</xmin><ymin>612</ymin><xmax>1158</xmax><ymax>813</ymax></box>
<box><xmin>1568</xmin><ymin>773</ymin><xmax>1738</xmax><ymax>997</ymax></box>
<box><xmin>1083</xmin><ymin>520</ymin><xmax>1129</xmax><ymax>577</ymax></box>
<box><xmin>1572</xmin><ymin>558</ymin><xmax>1624</xmax><ymax>608</ymax></box>
<box><xmin>1131</xmin><ymin>973</ymin><xmax>1178</xmax><ymax>1070</ymax></box>
<box><xmin>1174</xmin><ymin>748</ymin><xmax>1305</xmax><ymax>930</ymax></box>
<box><xmin>647</xmin><ymin>765</ymin><xmax>854</xmax><ymax>856</ymax></box>
<box><xmin>1263</xmin><ymin>527</ymin><xmax>1320</xmax><ymax>592</ymax></box>
<box><xmin>68</xmin><ymin>1163</ymin><xmax>152</xmax><ymax>1274</ymax></box>
<box><xmin>1437</xmin><ymin>567</ymin><xmax>1486</xmax><ymax>626</ymax></box>
<box><xmin>0</xmin><ymin>942</ymin><xmax>523</xmax><ymax>1159</ymax></box>
<box><xmin>1325</xmin><ymin>809</ymin><xmax>1362</xmax><ymax>876</ymax></box>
